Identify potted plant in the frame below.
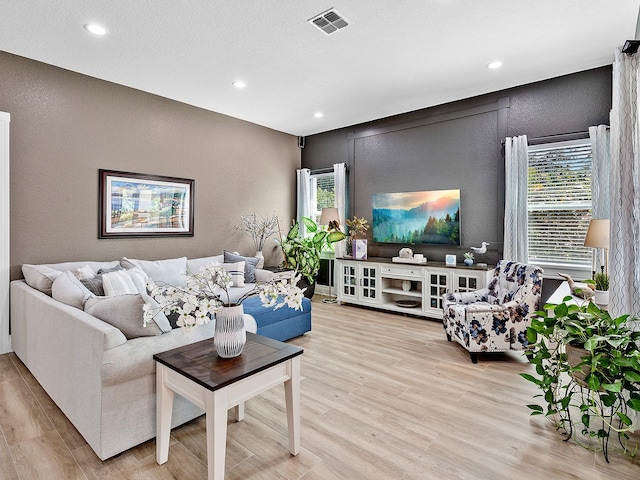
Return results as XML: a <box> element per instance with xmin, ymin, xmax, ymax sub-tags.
<box><xmin>345</xmin><ymin>216</ymin><xmax>370</xmax><ymax>257</ymax></box>
<box><xmin>584</xmin><ymin>272</ymin><xmax>610</xmax><ymax>305</ymax></box>
<box><xmin>145</xmin><ymin>264</ymin><xmax>305</xmax><ymax>357</ymax></box>
<box><xmin>239</xmin><ymin>213</ymin><xmax>279</xmax><ymax>268</ymax></box>
<box><xmin>521</xmin><ymin>298</ymin><xmax>640</xmax><ymax>462</ymax></box>
<box><xmin>276</xmin><ymin>216</ymin><xmax>346</xmax><ymax>297</ymax></box>
<box><xmin>463</xmin><ymin>252</ymin><xmax>474</xmax><ymax>266</ymax></box>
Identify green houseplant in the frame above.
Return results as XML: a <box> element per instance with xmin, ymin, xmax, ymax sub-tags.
<box><xmin>521</xmin><ymin>298</ymin><xmax>640</xmax><ymax>462</ymax></box>
<box><xmin>276</xmin><ymin>216</ymin><xmax>346</xmax><ymax>296</ymax></box>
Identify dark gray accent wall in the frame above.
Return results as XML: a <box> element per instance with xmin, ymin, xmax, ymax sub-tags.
<box><xmin>1</xmin><ymin>51</ymin><xmax>300</xmax><ymax>279</ymax></box>
<box><xmin>302</xmin><ymin>67</ymin><xmax>612</xmax><ymax>265</ymax></box>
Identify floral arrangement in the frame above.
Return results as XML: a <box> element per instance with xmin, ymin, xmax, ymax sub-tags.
<box><xmin>143</xmin><ymin>263</ymin><xmax>305</xmax><ymax>330</ymax></box>
<box><xmin>345</xmin><ymin>216</ymin><xmax>370</xmax><ymax>240</ymax></box>
<box><xmin>463</xmin><ymin>252</ymin><xmax>474</xmax><ymax>260</ymax></box>
<box><xmin>239</xmin><ymin>213</ymin><xmax>280</xmax><ymax>251</ymax></box>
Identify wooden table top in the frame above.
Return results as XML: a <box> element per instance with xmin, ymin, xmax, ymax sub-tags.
<box><xmin>153</xmin><ymin>333</ymin><xmax>303</xmax><ymax>392</ymax></box>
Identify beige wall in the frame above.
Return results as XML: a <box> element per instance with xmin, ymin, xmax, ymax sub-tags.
<box><xmin>0</xmin><ymin>51</ymin><xmax>300</xmax><ymax>279</ymax></box>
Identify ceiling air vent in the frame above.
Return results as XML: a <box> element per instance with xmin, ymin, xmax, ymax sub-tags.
<box><xmin>308</xmin><ymin>9</ymin><xmax>349</xmax><ymax>35</ymax></box>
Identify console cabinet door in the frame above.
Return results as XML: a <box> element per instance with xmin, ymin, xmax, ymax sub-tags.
<box><xmin>338</xmin><ymin>260</ymin><xmax>358</xmax><ymax>302</ymax></box>
<box><xmin>452</xmin><ymin>271</ymin><xmax>484</xmax><ymax>293</ymax></box>
<box><xmin>424</xmin><ymin>271</ymin><xmax>451</xmax><ymax>316</ymax></box>
<box><xmin>358</xmin><ymin>264</ymin><xmax>379</xmax><ymax>304</ymax></box>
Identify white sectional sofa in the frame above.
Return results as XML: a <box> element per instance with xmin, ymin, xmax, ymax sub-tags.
<box><xmin>10</xmin><ymin>252</ymin><xmax>303</xmax><ymax>460</ymax></box>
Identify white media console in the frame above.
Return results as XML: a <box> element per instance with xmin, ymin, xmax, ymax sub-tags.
<box><xmin>335</xmin><ymin>257</ymin><xmax>494</xmax><ymax>320</ymax></box>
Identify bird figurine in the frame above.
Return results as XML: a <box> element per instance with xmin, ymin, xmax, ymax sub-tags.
<box><xmin>470</xmin><ymin>242</ymin><xmax>490</xmax><ymax>255</ymax></box>
<box><xmin>557</xmin><ymin>272</ymin><xmax>595</xmax><ymax>300</ymax></box>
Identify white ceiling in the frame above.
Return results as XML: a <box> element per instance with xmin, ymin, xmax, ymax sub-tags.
<box><xmin>1</xmin><ymin>1</ymin><xmax>638</xmax><ymax>137</ymax></box>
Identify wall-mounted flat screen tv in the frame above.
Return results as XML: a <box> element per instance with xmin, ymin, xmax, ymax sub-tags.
<box><xmin>372</xmin><ymin>189</ymin><xmax>460</xmax><ymax>245</ymax></box>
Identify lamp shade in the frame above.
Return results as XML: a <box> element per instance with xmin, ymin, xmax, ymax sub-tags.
<box><xmin>584</xmin><ymin>219</ymin><xmax>610</xmax><ymax>248</ymax></box>
<box><xmin>319</xmin><ymin>207</ymin><xmax>340</xmax><ymax>226</ymax></box>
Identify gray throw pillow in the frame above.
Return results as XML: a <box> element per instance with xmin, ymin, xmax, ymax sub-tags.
<box><xmin>84</xmin><ymin>293</ymin><xmax>172</xmax><ymax>339</ymax></box>
<box><xmin>51</xmin><ymin>270</ymin><xmax>94</xmax><ymax>309</ymax></box>
<box><xmin>223</xmin><ymin>251</ymin><xmax>260</xmax><ymax>283</ymax></box>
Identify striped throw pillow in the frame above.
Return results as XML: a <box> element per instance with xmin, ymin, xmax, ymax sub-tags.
<box><xmin>221</xmin><ymin>261</ymin><xmax>246</xmax><ymax>287</ymax></box>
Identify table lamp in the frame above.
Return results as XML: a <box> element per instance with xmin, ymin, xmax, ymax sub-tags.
<box><xmin>584</xmin><ymin>218</ymin><xmax>609</xmax><ymax>276</ymax></box>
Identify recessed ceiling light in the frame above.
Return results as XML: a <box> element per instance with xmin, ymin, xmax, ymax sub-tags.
<box><xmin>314</xmin><ymin>112</ymin><xmax>324</xmax><ymax>118</ymax></box>
<box><xmin>232</xmin><ymin>81</ymin><xmax>246</xmax><ymax>88</ymax></box>
<box><xmin>487</xmin><ymin>61</ymin><xmax>503</xmax><ymax>69</ymax></box>
<box><xmin>84</xmin><ymin>23</ymin><xmax>108</xmax><ymax>36</ymax></box>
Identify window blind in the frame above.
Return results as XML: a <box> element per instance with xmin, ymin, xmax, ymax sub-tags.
<box><xmin>527</xmin><ymin>141</ymin><xmax>592</xmax><ymax>267</ymax></box>
<box><xmin>309</xmin><ymin>172</ymin><xmax>335</xmax><ymax>224</ymax></box>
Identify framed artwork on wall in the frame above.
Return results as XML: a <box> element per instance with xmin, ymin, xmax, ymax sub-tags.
<box><xmin>99</xmin><ymin>169</ymin><xmax>194</xmax><ymax>238</ymax></box>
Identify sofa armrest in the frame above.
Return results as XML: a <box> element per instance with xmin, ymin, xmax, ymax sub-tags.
<box><xmin>10</xmin><ymin>280</ymin><xmax>128</xmax><ymax>452</ymax></box>
<box><xmin>254</xmin><ymin>268</ymin><xmax>276</xmax><ymax>283</ymax></box>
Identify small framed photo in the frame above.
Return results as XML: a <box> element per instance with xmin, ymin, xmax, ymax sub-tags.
<box><xmin>353</xmin><ymin>239</ymin><xmax>368</xmax><ymax>260</ymax></box>
<box><xmin>445</xmin><ymin>254</ymin><xmax>456</xmax><ymax>267</ymax></box>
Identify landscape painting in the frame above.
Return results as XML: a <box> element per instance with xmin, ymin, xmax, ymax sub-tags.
<box><xmin>99</xmin><ymin>169</ymin><xmax>194</xmax><ymax>238</ymax></box>
<box><xmin>372</xmin><ymin>189</ymin><xmax>460</xmax><ymax>245</ymax></box>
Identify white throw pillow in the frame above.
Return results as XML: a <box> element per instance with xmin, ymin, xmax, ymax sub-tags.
<box><xmin>187</xmin><ymin>255</ymin><xmax>224</xmax><ymax>273</ymax></box>
<box><xmin>73</xmin><ymin>265</ymin><xmax>95</xmax><ymax>280</ymax></box>
<box><xmin>121</xmin><ymin>256</ymin><xmax>187</xmax><ymax>287</ymax></box>
<box><xmin>221</xmin><ymin>261</ymin><xmax>246</xmax><ymax>287</ymax></box>
<box><xmin>102</xmin><ymin>267</ymin><xmax>147</xmax><ymax>296</ymax></box>
<box><xmin>51</xmin><ymin>270</ymin><xmax>94</xmax><ymax>309</ymax></box>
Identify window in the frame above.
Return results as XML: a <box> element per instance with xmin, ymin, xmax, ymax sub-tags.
<box><xmin>527</xmin><ymin>139</ymin><xmax>592</xmax><ymax>269</ymax></box>
<box><xmin>308</xmin><ymin>172</ymin><xmax>335</xmax><ymax>225</ymax></box>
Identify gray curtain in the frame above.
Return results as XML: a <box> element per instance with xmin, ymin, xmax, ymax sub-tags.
<box><xmin>609</xmin><ymin>47</ymin><xmax>640</xmax><ymax>322</ymax></box>
<box><xmin>503</xmin><ymin>135</ymin><xmax>529</xmax><ymax>263</ymax></box>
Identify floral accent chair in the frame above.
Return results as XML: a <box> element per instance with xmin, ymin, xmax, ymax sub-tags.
<box><xmin>442</xmin><ymin>260</ymin><xmax>544</xmax><ymax>363</ymax></box>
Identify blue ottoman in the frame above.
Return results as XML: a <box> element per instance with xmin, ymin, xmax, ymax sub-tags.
<box><xmin>241</xmin><ymin>296</ymin><xmax>312</xmax><ymax>342</ymax></box>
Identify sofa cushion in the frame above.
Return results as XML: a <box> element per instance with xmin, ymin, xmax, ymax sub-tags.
<box><xmin>121</xmin><ymin>257</ymin><xmax>187</xmax><ymax>287</ymax></box>
<box><xmin>21</xmin><ymin>264</ymin><xmax>64</xmax><ymax>295</ymax></box>
<box><xmin>84</xmin><ymin>294</ymin><xmax>172</xmax><ymax>339</ymax></box>
<box><xmin>187</xmin><ymin>255</ymin><xmax>224</xmax><ymax>273</ymax></box>
<box><xmin>22</xmin><ymin>261</ymin><xmax>121</xmax><ymax>295</ymax></box>
<box><xmin>102</xmin><ymin>267</ymin><xmax>148</xmax><ymax>296</ymax></box>
<box><xmin>221</xmin><ymin>261</ymin><xmax>246</xmax><ymax>287</ymax></box>
<box><xmin>224</xmin><ymin>251</ymin><xmax>260</xmax><ymax>283</ymax></box>
<box><xmin>51</xmin><ymin>270</ymin><xmax>94</xmax><ymax>309</ymax></box>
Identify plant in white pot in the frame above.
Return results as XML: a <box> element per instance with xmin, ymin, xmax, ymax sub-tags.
<box><xmin>585</xmin><ymin>272</ymin><xmax>609</xmax><ymax>306</ymax></box>
<box><xmin>276</xmin><ymin>216</ymin><xmax>346</xmax><ymax>298</ymax></box>
<box><xmin>144</xmin><ymin>264</ymin><xmax>304</xmax><ymax>358</ymax></box>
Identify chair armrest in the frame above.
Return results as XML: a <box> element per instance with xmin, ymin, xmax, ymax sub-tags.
<box><xmin>444</xmin><ymin>289</ymin><xmax>489</xmax><ymax>305</ymax></box>
<box><xmin>465</xmin><ymin>303</ymin><xmax>507</xmax><ymax>314</ymax></box>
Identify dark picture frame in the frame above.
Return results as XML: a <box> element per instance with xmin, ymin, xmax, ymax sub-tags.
<box><xmin>99</xmin><ymin>169</ymin><xmax>194</xmax><ymax>238</ymax></box>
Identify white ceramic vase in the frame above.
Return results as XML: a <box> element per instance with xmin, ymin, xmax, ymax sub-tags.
<box><xmin>214</xmin><ymin>304</ymin><xmax>246</xmax><ymax>358</ymax></box>
<box><xmin>255</xmin><ymin>251</ymin><xmax>265</xmax><ymax>269</ymax></box>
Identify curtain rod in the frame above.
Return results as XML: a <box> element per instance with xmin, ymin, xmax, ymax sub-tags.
<box><xmin>500</xmin><ymin>128</ymin><xmax>610</xmax><ymax>146</ymax></box>
<box><xmin>309</xmin><ymin>166</ymin><xmax>348</xmax><ymax>175</ymax></box>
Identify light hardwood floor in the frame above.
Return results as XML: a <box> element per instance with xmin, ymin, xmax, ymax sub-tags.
<box><xmin>1</xmin><ymin>299</ymin><xmax>639</xmax><ymax>479</ymax></box>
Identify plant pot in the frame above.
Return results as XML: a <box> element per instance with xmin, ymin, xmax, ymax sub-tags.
<box><xmin>214</xmin><ymin>304</ymin><xmax>246</xmax><ymax>358</ymax></box>
<box><xmin>565</xmin><ymin>343</ymin><xmax>591</xmax><ymax>387</ymax></box>
<box><xmin>297</xmin><ymin>276</ymin><xmax>316</xmax><ymax>299</ymax></box>
<box><xmin>594</xmin><ymin>289</ymin><xmax>609</xmax><ymax>306</ymax></box>
<box><xmin>464</xmin><ymin>258</ymin><xmax>473</xmax><ymax>266</ymax></box>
